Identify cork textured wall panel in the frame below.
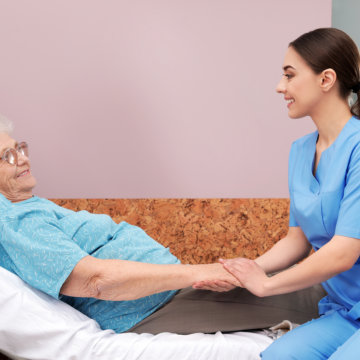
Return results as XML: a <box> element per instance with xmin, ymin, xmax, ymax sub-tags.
<box><xmin>51</xmin><ymin>199</ymin><xmax>290</xmax><ymax>264</ymax></box>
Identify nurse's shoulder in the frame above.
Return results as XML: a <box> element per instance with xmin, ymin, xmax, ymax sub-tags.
<box><xmin>289</xmin><ymin>131</ymin><xmax>317</xmax><ymax>156</ymax></box>
<box><xmin>287</xmin><ymin>132</ymin><xmax>317</xmax><ymax>177</ymax></box>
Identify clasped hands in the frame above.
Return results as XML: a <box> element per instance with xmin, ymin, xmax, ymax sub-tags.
<box><xmin>193</xmin><ymin>258</ymin><xmax>270</xmax><ymax>297</ymax></box>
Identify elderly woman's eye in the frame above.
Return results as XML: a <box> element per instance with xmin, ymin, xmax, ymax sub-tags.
<box><xmin>6</xmin><ymin>151</ymin><xmax>16</xmax><ymax>165</ymax></box>
<box><xmin>18</xmin><ymin>143</ymin><xmax>29</xmax><ymax>157</ymax></box>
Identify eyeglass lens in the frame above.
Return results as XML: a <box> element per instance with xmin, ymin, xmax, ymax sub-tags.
<box><xmin>1</xmin><ymin>142</ymin><xmax>29</xmax><ymax>166</ymax></box>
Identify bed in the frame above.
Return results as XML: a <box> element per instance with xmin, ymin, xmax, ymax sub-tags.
<box><xmin>0</xmin><ymin>198</ymin><xmax>316</xmax><ymax>359</ymax></box>
<box><xmin>0</xmin><ymin>266</ymin><xmax>274</xmax><ymax>360</ymax></box>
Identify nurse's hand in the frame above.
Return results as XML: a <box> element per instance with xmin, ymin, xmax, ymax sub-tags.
<box><xmin>221</xmin><ymin>257</ymin><xmax>270</xmax><ymax>297</ymax></box>
<box><xmin>193</xmin><ymin>258</ymin><xmax>241</xmax><ymax>291</ymax></box>
<box><xmin>192</xmin><ymin>279</ymin><xmax>237</xmax><ymax>292</ymax></box>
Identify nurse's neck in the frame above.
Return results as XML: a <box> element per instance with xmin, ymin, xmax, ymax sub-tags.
<box><xmin>310</xmin><ymin>94</ymin><xmax>352</xmax><ymax>149</ymax></box>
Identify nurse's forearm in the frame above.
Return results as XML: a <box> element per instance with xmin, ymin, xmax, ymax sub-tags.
<box><xmin>255</xmin><ymin>230</ymin><xmax>312</xmax><ymax>274</ymax></box>
<box><xmin>262</xmin><ymin>235</ymin><xmax>360</xmax><ymax>296</ymax></box>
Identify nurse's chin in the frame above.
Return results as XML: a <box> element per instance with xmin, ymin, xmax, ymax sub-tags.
<box><xmin>287</xmin><ymin>110</ymin><xmax>309</xmax><ymax>120</ymax></box>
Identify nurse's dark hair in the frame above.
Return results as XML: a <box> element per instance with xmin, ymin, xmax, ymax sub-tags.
<box><xmin>289</xmin><ymin>27</ymin><xmax>360</xmax><ymax>118</ymax></box>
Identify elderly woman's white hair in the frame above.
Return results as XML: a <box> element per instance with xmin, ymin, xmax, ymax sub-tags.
<box><xmin>0</xmin><ymin>114</ymin><xmax>14</xmax><ymax>134</ymax></box>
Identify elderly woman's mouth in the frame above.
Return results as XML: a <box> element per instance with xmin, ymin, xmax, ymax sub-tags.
<box><xmin>17</xmin><ymin>169</ymin><xmax>30</xmax><ymax>178</ymax></box>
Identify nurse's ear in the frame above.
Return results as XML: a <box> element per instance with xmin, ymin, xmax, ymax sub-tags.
<box><xmin>319</xmin><ymin>68</ymin><xmax>337</xmax><ymax>93</ymax></box>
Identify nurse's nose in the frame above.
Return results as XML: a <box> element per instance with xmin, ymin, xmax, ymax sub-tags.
<box><xmin>276</xmin><ymin>76</ymin><xmax>286</xmax><ymax>94</ymax></box>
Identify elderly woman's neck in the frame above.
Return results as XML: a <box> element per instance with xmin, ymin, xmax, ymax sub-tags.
<box><xmin>12</xmin><ymin>196</ymin><xmax>34</xmax><ymax>203</ymax></box>
<box><xmin>2</xmin><ymin>191</ymin><xmax>34</xmax><ymax>203</ymax></box>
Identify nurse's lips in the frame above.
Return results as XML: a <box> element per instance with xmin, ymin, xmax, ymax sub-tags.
<box><xmin>285</xmin><ymin>97</ymin><xmax>295</xmax><ymax>108</ymax></box>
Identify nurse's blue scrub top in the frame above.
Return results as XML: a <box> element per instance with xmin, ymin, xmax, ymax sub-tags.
<box><xmin>289</xmin><ymin>115</ymin><xmax>360</xmax><ymax>320</ymax></box>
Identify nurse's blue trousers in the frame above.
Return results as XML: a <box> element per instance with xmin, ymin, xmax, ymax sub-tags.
<box><xmin>261</xmin><ymin>308</ymin><xmax>360</xmax><ymax>359</ymax></box>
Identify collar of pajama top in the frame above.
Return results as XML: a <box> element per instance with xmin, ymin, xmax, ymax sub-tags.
<box><xmin>288</xmin><ymin>115</ymin><xmax>360</xmax><ymax>319</ymax></box>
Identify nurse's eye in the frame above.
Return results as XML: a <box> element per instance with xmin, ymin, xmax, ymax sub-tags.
<box><xmin>283</xmin><ymin>73</ymin><xmax>294</xmax><ymax>80</ymax></box>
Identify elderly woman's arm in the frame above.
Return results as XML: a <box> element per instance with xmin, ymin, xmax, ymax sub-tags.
<box><xmin>60</xmin><ymin>256</ymin><xmax>239</xmax><ymax>301</ymax></box>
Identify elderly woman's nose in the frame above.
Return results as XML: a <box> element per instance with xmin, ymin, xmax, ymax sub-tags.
<box><xmin>17</xmin><ymin>152</ymin><xmax>29</xmax><ymax>165</ymax></box>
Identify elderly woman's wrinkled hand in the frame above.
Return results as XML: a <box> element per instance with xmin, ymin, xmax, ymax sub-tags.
<box><xmin>192</xmin><ymin>262</ymin><xmax>242</xmax><ymax>292</ymax></box>
<box><xmin>220</xmin><ymin>257</ymin><xmax>270</xmax><ymax>297</ymax></box>
<box><xmin>192</xmin><ymin>261</ymin><xmax>243</xmax><ymax>292</ymax></box>
<box><xmin>192</xmin><ymin>279</ymin><xmax>238</xmax><ymax>292</ymax></box>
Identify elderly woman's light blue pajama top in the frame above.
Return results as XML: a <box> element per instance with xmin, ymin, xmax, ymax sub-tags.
<box><xmin>289</xmin><ymin>116</ymin><xmax>360</xmax><ymax>319</ymax></box>
<box><xmin>0</xmin><ymin>196</ymin><xmax>180</xmax><ymax>333</ymax></box>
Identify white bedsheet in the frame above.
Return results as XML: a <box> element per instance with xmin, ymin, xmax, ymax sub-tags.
<box><xmin>0</xmin><ymin>266</ymin><xmax>272</xmax><ymax>360</ymax></box>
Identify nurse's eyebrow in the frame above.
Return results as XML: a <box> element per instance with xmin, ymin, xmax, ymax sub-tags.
<box><xmin>283</xmin><ymin>65</ymin><xmax>296</xmax><ymax>71</ymax></box>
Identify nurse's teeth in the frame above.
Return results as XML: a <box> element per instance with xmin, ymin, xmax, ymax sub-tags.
<box><xmin>286</xmin><ymin>99</ymin><xmax>294</xmax><ymax>104</ymax></box>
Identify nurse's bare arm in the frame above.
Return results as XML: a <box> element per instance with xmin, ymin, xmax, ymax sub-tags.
<box><xmin>223</xmin><ymin>234</ymin><xmax>360</xmax><ymax>297</ymax></box>
<box><xmin>254</xmin><ymin>226</ymin><xmax>312</xmax><ymax>273</ymax></box>
<box><xmin>60</xmin><ymin>256</ymin><xmax>240</xmax><ymax>301</ymax></box>
<box><xmin>192</xmin><ymin>226</ymin><xmax>311</xmax><ymax>291</ymax></box>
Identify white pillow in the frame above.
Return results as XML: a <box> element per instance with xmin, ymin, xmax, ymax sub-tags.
<box><xmin>0</xmin><ymin>266</ymin><xmax>117</xmax><ymax>360</ymax></box>
<box><xmin>0</xmin><ymin>267</ymin><xmax>272</xmax><ymax>360</ymax></box>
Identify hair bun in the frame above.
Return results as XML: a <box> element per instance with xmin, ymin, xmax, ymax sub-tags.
<box><xmin>352</xmin><ymin>82</ymin><xmax>360</xmax><ymax>93</ymax></box>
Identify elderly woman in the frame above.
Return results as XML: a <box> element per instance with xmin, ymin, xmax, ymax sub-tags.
<box><xmin>0</xmin><ymin>115</ymin><xmax>323</xmax><ymax>335</ymax></box>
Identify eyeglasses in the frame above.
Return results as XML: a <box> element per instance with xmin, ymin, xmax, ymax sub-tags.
<box><xmin>0</xmin><ymin>142</ymin><xmax>29</xmax><ymax>166</ymax></box>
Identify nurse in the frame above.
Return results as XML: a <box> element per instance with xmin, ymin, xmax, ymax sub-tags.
<box><xmin>195</xmin><ymin>28</ymin><xmax>360</xmax><ymax>359</ymax></box>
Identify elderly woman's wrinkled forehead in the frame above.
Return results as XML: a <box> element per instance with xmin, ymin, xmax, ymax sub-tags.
<box><xmin>0</xmin><ymin>115</ymin><xmax>14</xmax><ymax>154</ymax></box>
<box><xmin>0</xmin><ymin>114</ymin><xmax>13</xmax><ymax>133</ymax></box>
<box><xmin>0</xmin><ymin>132</ymin><xmax>16</xmax><ymax>153</ymax></box>
<box><xmin>0</xmin><ymin>131</ymin><xmax>15</xmax><ymax>148</ymax></box>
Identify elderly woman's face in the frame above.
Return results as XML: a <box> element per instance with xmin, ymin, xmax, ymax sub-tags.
<box><xmin>0</xmin><ymin>132</ymin><xmax>36</xmax><ymax>202</ymax></box>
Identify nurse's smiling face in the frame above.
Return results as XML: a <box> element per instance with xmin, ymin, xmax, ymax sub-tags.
<box><xmin>276</xmin><ymin>46</ymin><xmax>324</xmax><ymax>119</ymax></box>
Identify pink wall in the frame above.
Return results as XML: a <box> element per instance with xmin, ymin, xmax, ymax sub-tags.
<box><xmin>0</xmin><ymin>0</ymin><xmax>332</xmax><ymax>198</ymax></box>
